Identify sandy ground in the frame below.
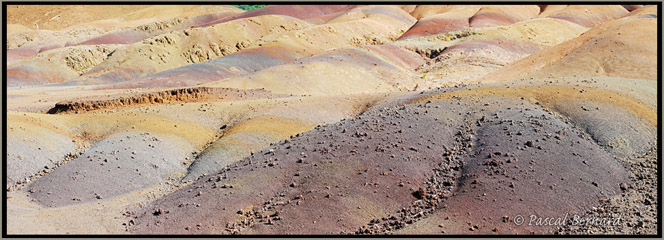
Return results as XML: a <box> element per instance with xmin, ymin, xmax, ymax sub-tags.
<box><xmin>5</xmin><ymin>4</ymin><xmax>657</xmax><ymax>235</ymax></box>
<box><xmin>7</xmin><ymin>175</ymin><xmax>190</xmax><ymax>234</ymax></box>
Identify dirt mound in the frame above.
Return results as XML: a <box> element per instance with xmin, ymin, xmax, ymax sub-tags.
<box><xmin>103</xmin><ymin>6</ymin><xmax>415</xmax><ymax>89</ymax></box>
<box><xmin>476</xmin><ymin>13</ymin><xmax>656</xmax><ymax>83</ymax></box>
<box><xmin>67</xmin><ymin>15</ymin><xmax>311</xmax><ymax>86</ymax></box>
<box><xmin>118</xmin><ymin>5</ymin><xmax>244</xmax><ymax>23</ymax></box>
<box><xmin>400</xmin><ymin>5</ymin><xmax>541</xmax><ymax>36</ymax></box>
<box><xmin>7</xmin><ymin>27</ymin><xmax>109</xmax><ymax>64</ymax></box>
<box><xmin>129</xmin><ymin>96</ymin><xmax>464</xmax><ymax>234</ymax></box>
<box><xmin>6</xmin><ymin>5</ymin><xmax>245</xmax><ymax>65</ymax></box>
<box><xmin>325</xmin><ymin>5</ymin><xmax>416</xmax><ymax>25</ymax></box>
<box><xmin>129</xmin><ymin>84</ymin><xmax>631</xmax><ymax>234</ymax></box>
<box><xmin>540</xmin><ymin>5</ymin><xmax>629</xmax><ymax>27</ymax></box>
<box><xmin>627</xmin><ymin>5</ymin><xmax>657</xmax><ymax>17</ymax></box>
<box><xmin>395</xmin><ymin>97</ymin><xmax>629</xmax><ymax>234</ymax></box>
<box><xmin>244</xmin><ymin>5</ymin><xmax>359</xmax><ymax>21</ymax></box>
<box><xmin>71</xmin><ymin>11</ymin><xmax>241</xmax><ymax>46</ymax></box>
<box><xmin>527</xmin><ymin>18</ymin><xmax>656</xmax><ymax>80</ymax></box>
<box><xmin>7</xmin><ymin>24</ymin><xmax>32</xmax><ymax>34</ymax></box>
<box><xmin>6</xmin><ymin>114</ymin><xmax>78</xmax><ymax>188</ymax></box>
<box><xmin>5</xmin><ymin>5</ymin><xmax>151</xmax><ymax>30</ymax></box>
<box><xmin>407</xmin><ymin>5</ymin><xmax>481</xmax><ymax>20</ymax></box>
<box><xmin>398</xmin><ymin>18</ymin><xmax>470</xmax><ymax>40</ymax></box>
<box><xmin>469</xmin><ymin>5</ymin><xmax>540</xmax><ymax>28</ymax></box>
<box><xmin>7</xmin><ymin>47</ymin><xmax>44</xmax><ymax>66</ymax></box>
<box><xmin>418</xmin><ymin>78</ymin><xmax>657</xmax><ymax>161</ymax></box>
<box><xmin>27</xmin><ymin>132</ymin><xmax>195</xmax><ymax>208</ymax></box>
<box><xmin>110</xmin><ymin>44</ymin><xmax>312</xmax><ymax>89</ymax></box>
<box><xmin>414</xmin><ymin>39</ymin><xmax>542</xmax><ymax>85</ymax></box>
<box><xmin>7</xmin><ymin>45</ymin><xmax>119</xmax><ymax>87</ymax></box>
<box><xmin>622</xmin><ymin>5</ymin><xmax>644</xmax><ymax>11</ymax></box>
<box><xmin>559</xmin><ymin>149</ymin><xmax>657</xmax><ymax>235</ymax></box>
<box><xmin>362</xmin><ymin>44</ymin><xmax>427</xmax><ymax>70</ymax></box>
<box><xmin>5</xmin><ymin>5</ymin><xmax>243</xmax><ymax>31</ymax></box>
<box><xmin>399</xmin><ymin>5</ymin><xmax>627</xmax><ymax>40</ymax></box>
<box><xmin>180</xmin><ymin>94</ymin><xmax>378</xmax><ymax>182</ymax></box>
<box><xmin>199</xmin><ymin>5</ymin><xmax>359</xmax><ymax>27</ymax></box>
<box><xmin>396</xmin><ymin>18</ymin><xmax>586</xmax><ymax>87</ymax></box>
<box><xmin>9</xmin><ymin>5</ymin><xmax>415</xmax><ymax>88</ymax></box>
<box><xmin>402</xmin><ymin>5</ymin><xmax>543</xmax><ymax>40</ymax></box>
<box><xmin>196</xmin><ymin>23</ymin><xmax>567</xmax><ymax>95</ymax></box>
<box><xmin>396</xmin><ymin>81</ymin><xmax>655</xmax><ymax>234</ymax></box>
<box><xmin>71</xmin><ymin>18</ymin><xmax>192</xmax><ymax>46</ymax></box>
<box><xmin>204</xmin><ymin>47</ymin><xmax>417</xmax><ymax>95</ymax></box>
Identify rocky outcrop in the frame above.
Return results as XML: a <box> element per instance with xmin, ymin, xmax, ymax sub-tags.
<box><xmin>48</xmin><ymin>87</ymin><xmax>286</xmax><ymax>114</ymax></box>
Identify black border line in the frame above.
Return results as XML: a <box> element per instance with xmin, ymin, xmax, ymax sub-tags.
<box><xmin>656</xmin><ymin>2</ymin><xmax>662</xmax><ymax>239</ymax></box>
<box><xmin>2</xmin><ymin>1</ymin><xmax>7</xmax><ymax>239</ymax></box>
<box><xmin>1</xmin><ymin>1</ymin><xmax>662</xmax><ymax>238</ymax></box>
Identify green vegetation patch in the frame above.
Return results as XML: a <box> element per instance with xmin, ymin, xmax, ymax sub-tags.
<box><xmin>233</xmin><ymin>5</ymin><xmax>268</xmax><ymax>11</ymax></box>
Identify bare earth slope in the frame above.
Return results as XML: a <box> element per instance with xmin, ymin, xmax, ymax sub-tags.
<box><xmin>5</xmin><ymin>4</ymin><xmax>658</xmax><ymax>236</ymax></box>
<box><xmin>129</xmin><ymin>87</ymin><xmax>632</xmax><ymax>234</ymax></box>
<box><xmin>475</xmin><ymin>7</ymin><xmax>657</xmax><ymax>83</ymax></box>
